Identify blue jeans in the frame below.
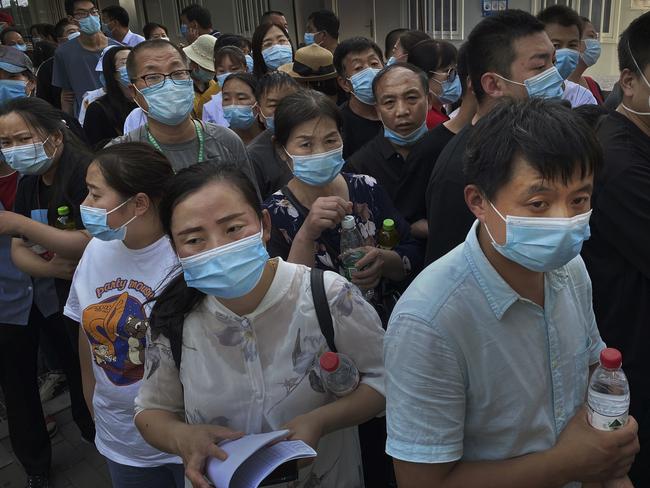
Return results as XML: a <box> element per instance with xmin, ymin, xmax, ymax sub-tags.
<box><xmin>105</xmin><ymin>459</ymin><xmax>185</xmax><ymax>488</ymax></box>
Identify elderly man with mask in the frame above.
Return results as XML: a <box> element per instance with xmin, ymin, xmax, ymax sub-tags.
<box><xmin>107</xmin><ymin>39</ymin><xmax>255</xmax><ymax>182</ymax></box>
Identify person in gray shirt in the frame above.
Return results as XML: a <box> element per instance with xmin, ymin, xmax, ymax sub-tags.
<box><xmin>108</xmin><ymin>38</ymin><xmax>256</xmax><ymax>185</ymax></box>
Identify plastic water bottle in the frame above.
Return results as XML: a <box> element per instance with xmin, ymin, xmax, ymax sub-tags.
<box><xmin>319</xmin><ymin>352</ymin><xmax>360</xmax><ymax>397</ymax></box>
<box><xmin>587</xmin><ymin>348</ymin><xmax>629</xmax><ymax>431</ymax></box>
<box><xmin>339</xmin><ymin>215</ymin><xmax>374</xmax><ymax>301</ymax></box>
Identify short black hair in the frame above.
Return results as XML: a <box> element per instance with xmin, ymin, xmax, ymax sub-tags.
<box><xmin>30</xmin><ymin>23</ymin><xmax>56</xmax><ymax>40</ymax></box>
<box><xmin>102</xmin><ymin>5</ymin><xmax>129</xmax><ymax>28</ymax></box>
<box><xmin>572</xmin><ymin>103</ymin><xmax>609</xmax><ymax>129</ymax></box>
<box><xmin>274</xmin><ymin>89</ymin><xmax>342</xmax><ymax>147</ymax></box>
<box><xmin>333</xmin><ymin>37</ymin><xmax>383</xmax><ymax>77</ymax></box>
<box><xmin>180</xmin><ymin>4</ymin><xmax>212</xmax><ymax>29</ymax></box>
<box><xmin>466</xmin><ymin>9</ymin><xmax>546</xmax><ymax>104</ymax></box>
<box><xmin>308</xmin><ymin>9</ymin><xmax>339</xmax><ymax>39</ymax></box>
<box><xmin>372</xmin><ymin>62</ymin><xmax>429</xmax><ymax>98</ymax></box>
<box><xmin>54</xmin><ymin>18</ymin><xmax>74</xmax><ymax>39</ymax></box>
<box><xmin>126</xmin><ymin>39</ymin><xmax>188</xmax><ymax>80</ymax></box>
<box><xmin>398</xmin><ymin>30</ymin><xmax>431</xmax><ymax>56</ymax></box>
<box><xmin>255</xmin><ymin>71</ymin><xmax>299</xmax><ymax>102</ymax></box>
<box><xmin>143</xmin><ymin>22</ymin><xmax>168</xmax><ymax>40</ymax></box>
<box><xmin>222</xmin><ymin>72</ymin><xmax>258</xmax><ymax>96</ymax></box>
<box><xmin>618</xmin><ymin>11</ymin><xmax>650</xmax><ymax>75</ymax></box>
<box><xmin>260</xmin><ymin>11</ymin><xmax>285</xmax><ymax>24</ymax></box>
<box><xmin>456</xmin><ymin>43</ymin><xmax>470</xmax><ymax>94</ymax></box>
<box><xmin>464</xmin><ymin>98</ymin><xmax>602</xmax><ymax>200</ymax></box>
<box><xmin>407</xmin><ymin>39</ymin><xmax>457</xmax><ymax>76</ymax></box>
<box><xmin>385</xmin><ymin>28</ymin><xmax>408</xmax><ymax>59</ymax></box>
<box><xmin>537</xmin><ymin>4</ymin><xmax>583</xmax><ymax>38</ymax></box>
<box><xmin>214</xmin><ymin>46</ymin><xmax>246</xmax><ymax>70</ymax></box>
<box><xmin>0</xmin><ymin>27</ymin><xmax>22</xmax><ymax>45</ymax></box>
<box><xmin>215</xmin><ymin>33</ymin><xmax>250</xmax><ymax>52</ymax></box>
<box><xmin>64</xmin><ymin>0</ymin><xmax>96</xmax><ymax>16</ymax></box>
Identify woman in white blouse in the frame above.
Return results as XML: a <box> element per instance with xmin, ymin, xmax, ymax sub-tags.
<box><xmin>134</xmin><ymin>163</ymin><xmax>386</xmax><ymax>488</ymax></box>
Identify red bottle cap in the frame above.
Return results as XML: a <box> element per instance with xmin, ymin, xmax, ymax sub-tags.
<box><xmin>319</xmin><ymin>352</ymin><xmax>340</xmax><ymax>372</ymax></box>
<box><xmin>600</xmin><ymin>348</ymin><xmax>622</xmax><ymax>369</ymax></box>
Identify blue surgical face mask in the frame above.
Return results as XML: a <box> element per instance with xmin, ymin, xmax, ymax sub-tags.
<box><xmin>287</xmin><ymin>145</ymin><xmax>345</xmax><ymax>186</ymax></box>
<box><xmin>216</xmin><ymin>72</ymin><xmax>231</xmax><ymax>88</ymax></box>
<box><xmin>79</xmin><ymin>14</ymin><xmax>101</xmax><ymax>35</ymax></box>
<box><xmin>118</xmin><ymin>66</ymin><xmax>130</xmax><ymax>87</ymax></box>
<box><xmin>386</xmin><ymin>56</ymin><xmax>397</xmax><ymax>66</ymax></box>
<box><xmin>68</xmin><ymin>31</ymin><xmax>80</xmax><ymax>41</ymax></box>
<box><xmin>193</xmin><ymin>66</ymin><xmax>215</xmax><ymax>83</ymax></box>
<box><xmin>245</xmin><ymin>54</ymin><xmax>254</xmax><ymax>73</ymax></box>
<box><xmin>555</xmin><ymin>48</ymin><xmax>580</xmax><ymax>79</ymax></box>
<box><xmin>101</xmin><ymin>22</ymin><xmax>112</xmax><ymax>37</ymax></box>
<box><xmin>383</xmin><ymin>121</ymin><xmax>428</xmax><ymax>147</ymax></box>
<box><xmin>484</xmin><ymin>202</ymin><xmax>592</xmax><ymax>272</ymax></box>
<box><xmin>497</xmin><ymin>66</ymin><xmax>564</xmax><ymax>101</ymax></box>
<box><xmin>13</xmin><ymin>43</ymin><xmax>27</xmax><ymax>52</ymax></box>
<box><xmin>180</xmin><ymin>226</ymin><xmax>270</xmax><ymax>299</ymax></box>
<box><xmin>581</xmin><ymin>39</ymin><xmax>601</xmax><ymax>67</ymax></box>
<box><xmin>0</xmin><ymin>79</ymin><xmax>27</xmax><ymax>102</ymax></box>
<box><xmin>348</xmin><ymin>67</ymin><xmax>381</xmax><ymax>105</ymax></box>
<box><xmin>2</xmin><ymin>137</ymin><xmax>55</xmax><ymax>175</ymax></box>
<box><xmin>223</xmin><ymin>104</ymin><xmax>256</xmax><ymax>129</ymax></box>
<box><xmin>259</xmin><ymin>106</ymin><xmax>274</xmax><ymax>131</ymax></box>
<box><xmin>136</xmin><ymin>78</ymin><xmax>195</xmax><ymax>126</ymax></box>
<box><xmin>180</xmin><ymin>24</ymin><xmax>189</xmax><ymax>38</ymax></box>
<box><xmin>304</xmin><ymin>32</ymin><xmax>316</xmax><ymax>46</ymax></box>
<box><xmin>262</xmin><ymin>44</ymin><xmax>293</xmax><ymax>71</ymax></box>
<box><xmin>80</xmin><ymin>198</ymin><xmax>137</xmax><ymax>242</ymax></box>
<box><xmin>432</xmin><ymin>75</ymin><xmax>462</xmax><ymax>105</ymax></box>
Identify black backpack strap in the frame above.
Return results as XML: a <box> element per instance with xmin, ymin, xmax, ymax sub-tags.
<box><xmin>310</xmin><ymin>267</ymin><xmax>336</xmax><ymax>353</ymax></box>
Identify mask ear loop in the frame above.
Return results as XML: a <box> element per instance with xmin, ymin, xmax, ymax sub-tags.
<box><xmin>482</xmin><ymin>200</ymin><xmax>507</xmax><ymax>246</ymax></box>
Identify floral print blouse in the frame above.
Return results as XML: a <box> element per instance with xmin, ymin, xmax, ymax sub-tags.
<box><xmin>135</xmin><ymin>259</ymin><xmax>386</xmax><ymax>488</ymax></box>
<box><xmin>264</xmin><ymin>173</ymin><xmax>423</xmax><ymax>278</ymax></box>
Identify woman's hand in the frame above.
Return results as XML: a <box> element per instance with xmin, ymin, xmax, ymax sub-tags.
<box><xmin>298</xmin><ymin>196</ymin><xmax>352</xmax><ymax>242</ymax></box>
<box><xmin>351</xmin><ymin>247</ymin><xmax>384</xmax><ymax>289</ymax></box>
<box><xmin>284</xmin><ymin>411</ymin><xmax>325</xmax><ymax>451</ymax></box>
<box><xmin>46</xmin><ymin>255</ymin><xmax>78</xmax><ymax>280</ymax></box>
<box><xmin>174</xmin><ymin>424</ymin><xmax>244</xmax><ymax>488</ymax></box>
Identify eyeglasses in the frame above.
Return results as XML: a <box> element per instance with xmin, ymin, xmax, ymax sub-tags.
<box><xmin>136</xmin><ymin>69</ymin><xmax>192</xmax><ymax>87</ymax></box>
<box><xmin>430</xmin><ymin>67</ymin><xmax>457</xmax><ymax>83</ymax></box>
<box><xmin>73</xmin><ymin>8</ymin><xmax>99</xmax><ymax>19</ymax></box>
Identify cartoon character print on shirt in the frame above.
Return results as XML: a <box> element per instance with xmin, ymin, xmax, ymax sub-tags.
<box><xmin>81</xmin><ymin>291</ymin><xmax>149</xmax><ymax>386</ymax></box>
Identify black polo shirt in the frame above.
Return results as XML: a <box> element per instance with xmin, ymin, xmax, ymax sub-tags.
<box><xmin>340</xmin><ymin>101</ymin><xmax>382</xmax><ymax>159</ymax></box>
<box><xmin>346</xmin><ymin>123</ymin><xmax>455</xmax><ymax>225</ymax></box>
<box><xmin>581</xmin><ymin>111</ymin><xmax>650</xmax><ymax>395</ymax></box>
<box><xmin>247</xmin><ymin>129</ymin><xmax>293</xmax><ymax>200</ymax></box>
<box><xmin>424</xmin><ymin>125</ymin><xmax>475</xmax><ymax>265</ymax></box>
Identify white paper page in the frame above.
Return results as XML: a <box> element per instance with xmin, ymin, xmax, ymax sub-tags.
<box><xmin>206</xmin><ymin>430</ymin><xmax>290</xmax><ymax>487</ymax></box>
<box><xmin>230</xmin><ymin>440</ymin><xmax>317</xmax><ymax>488</ymax></box>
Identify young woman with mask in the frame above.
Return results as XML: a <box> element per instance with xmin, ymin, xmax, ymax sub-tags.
<box><xmin>84</xmin><ymin>45</ymin><xmax>137</xmax><ymax>148</ymax></box>
<box><xmin>0</xmin><ymin>97</ymin><xmax>96</xmax><ymax>485</ymax></box>
<box><xmin>407</xmin><ymin>39</ymin><xmax>459</xmax><ymax>129</ymax></box>
<box><xmin>264</xmin><ymin>89</ymin><xmax>422</xmax><ymax>298</ymax></box>
<box><xmin>65</xmin><ymin>142</ymin><xmax>184</xmax><ymax>487</ymax></box>
<box><xmin>134</xmin><ymin>162</ymin><xmax>385</xmax><ymax>488</ymax></box>
<box><xmin>251</xmin><ymin>22</ymin><xmax>293</xmax><ymax>79</ymax></box>
<box><xmin>202</xmin><ymin>45</ymin><xmax>247</xmax><ymax>127</ymax></box>
<box><xmin>221</xmin><ymin>72</ymin><xmax>262</xmax><ymax>145</ymax></box>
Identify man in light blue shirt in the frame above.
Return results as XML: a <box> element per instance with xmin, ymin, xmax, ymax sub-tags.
<box><xmin>384</xmin><ymin>98</ymin><xmax>639</xmax><ymax>487</ymax></box>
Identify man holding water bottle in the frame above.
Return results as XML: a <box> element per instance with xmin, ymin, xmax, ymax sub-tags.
<box><xmin>384</xmin><ymin>98</ymin><xmax>639</xmax><ymax>488</ymax></box>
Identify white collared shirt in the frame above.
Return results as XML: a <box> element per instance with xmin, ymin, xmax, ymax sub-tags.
<box><xmin>121</xmin><ymin>29</ymin><xmax>145</xmax><ymax>47</ymax></box>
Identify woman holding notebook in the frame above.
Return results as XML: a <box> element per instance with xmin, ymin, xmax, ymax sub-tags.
<box><xmin>134</xmin><ymin>162</ymin><xmax>386</xmax><ymax>488</ymax></box>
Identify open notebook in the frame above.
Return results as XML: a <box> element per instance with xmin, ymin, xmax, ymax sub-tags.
<box><xmin>206</xmin><ymin>430</ymin><xmax>317</xmax><ymax>488</ymax></box>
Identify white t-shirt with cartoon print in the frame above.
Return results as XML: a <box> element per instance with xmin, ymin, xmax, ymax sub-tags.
<box><xmin>65</xmin><ymin>235</ymin><xmax>181</xmax><ymax>467</ymax></box>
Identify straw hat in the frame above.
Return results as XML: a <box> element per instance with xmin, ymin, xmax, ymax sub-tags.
<box><xmin>278</xmin><ymin>43</ymin><xmax>336</xmax><ymax>82</ymax></box>
<box><xmin>183</xmin><ymin>34</ymin><xmax>217</xmax><ymax>72</ymax></box>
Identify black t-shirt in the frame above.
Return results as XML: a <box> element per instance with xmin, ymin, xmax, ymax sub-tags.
<box><xmin>424</xmin><ymin>125</ymin><xmax>475</xmax><ymax>265</ymax></box>
<box><xmin>340</xmin><ymin>101</ymin><xmax>383</xmax><ymax>160</ymax></box>
<box><xmin>83</xmin><ymin>96</ymin><xmax>136</xmax><ymax>149</ymax></box>
<box><xmin>36</xmin><ymin>57</ymin><xmax>61</xmax><ymax>110</ymax></box>
<box><xmin>346</xmin><ymin>124</ymin><xmax>455</xmax><ymax>225</ymax></box>
<box><xmin>581</xmin><ymin>112</ymin><xmax>650</xmax><ymax>392</ymax></box>
<box><xmin>14</xmin><ymin>144</ymin><xmax>90</xmax><ymax>307</ymax></box>
<box><xmin>247</xmin><ymin>129</ymin><xmax>293</xmax><ymax>200</ymax></box>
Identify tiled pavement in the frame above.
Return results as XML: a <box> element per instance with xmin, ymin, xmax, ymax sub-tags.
<box><xmin>0</xmin><ymin>393</ymin><xmax>112</xmax><ymax>488</ymax></box>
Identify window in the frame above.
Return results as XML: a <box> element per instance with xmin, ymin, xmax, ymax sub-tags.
<box><xmin>534</xmin><ymin>0</ymin><xmax>616</xmax><ymax>37</ymax></box>
<box><xmin>408</xmin><ymin>0</ymin><xmax>463</xmax><ymax>40</ymax></box>
<box><xmin>234</xmin><ymin>0</ymin><xmax>269</xmax><ymax>38</ymax></box>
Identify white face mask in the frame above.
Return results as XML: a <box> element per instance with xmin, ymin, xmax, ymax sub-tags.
<box><xmin>621</xmin><ymin>42</ymin><xmax>650</xmax><ymax>116</ymax></box>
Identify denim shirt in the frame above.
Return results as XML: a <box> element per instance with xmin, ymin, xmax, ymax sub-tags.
<box><xmin>384</xmin><ymin>220</ymin><xmax>604</xmax><ymax>486</ymax></box>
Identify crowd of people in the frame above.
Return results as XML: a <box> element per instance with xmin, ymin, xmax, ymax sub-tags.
<box><xmin>0</xmin><ymin>1</ymin><xmax>648</xmax><ymax>487</ymax></box>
